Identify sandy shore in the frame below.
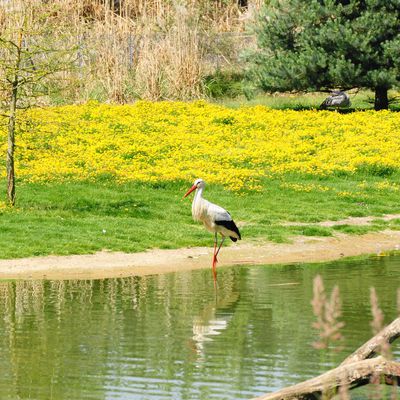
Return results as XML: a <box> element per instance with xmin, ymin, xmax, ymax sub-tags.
<box><xmin>1</xmin><ymin>229</ymin><xmax>400</xmax><ymax>280</ymax></box>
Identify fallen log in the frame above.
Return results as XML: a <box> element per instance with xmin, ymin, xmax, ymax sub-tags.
<box><xmin>341</xmin><ymin>317</ymin><xmax>400</xmax><ymax>365</ymax></box>
<box><xmin>252</xmin><ymin>317</ymin><xmax>400</xmax><ymax>400</ymax></box>
<box><xmin>253</xmin><ymin>356</ymin><xmax>400</xmax><ymax>400</ymax></box>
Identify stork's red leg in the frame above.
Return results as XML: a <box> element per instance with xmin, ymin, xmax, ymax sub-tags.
<box><xmin>215</xmin><ymin>236</ymin><xmax>225</xmax><ymax>259</ymax></box>
<box><xmin>211</xmin><ymin>235</ymin><xmax>226</xmax><ymax>289</ymax></box>
<box><xmin>212</xmin><ymin>233</ymin><xmax>218</xmax><ymax>287</ymax></box>
<box><xmin>212</xmin><ymin>233</ymin><xmax>218</xmax><ymax>267</ymax></box>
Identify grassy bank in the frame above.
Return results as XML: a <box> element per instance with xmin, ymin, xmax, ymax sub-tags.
<box><xmin>1</xmin><ymin>101</ymin><xmax>400</xmax><ymax>259</ymax></box>
<box><xmin>1</xmin><ymin>173</ymin><xmax>400</xmax><ymax>259</ymax></box>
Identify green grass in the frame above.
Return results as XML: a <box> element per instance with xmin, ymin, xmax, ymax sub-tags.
<box><xmin>1</xmin><ymin>173</ymin><xmax>400</xmax><ymax>259</ymax></box>
<box><xmin>217</xmin><ymin>90</ymin><xmax>400</xmax><ymax>111</ymax></box>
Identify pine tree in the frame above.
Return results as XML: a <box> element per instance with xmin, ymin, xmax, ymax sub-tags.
<box><xmin>247</xmin><ymin>0</ymin><xmax>400</xmax><ymax>110</ymax></box>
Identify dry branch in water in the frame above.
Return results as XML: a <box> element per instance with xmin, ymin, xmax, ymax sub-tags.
<box><xmin>252</xmin><ymin>317</ymin><xmax>400</xmax><ymax>400</ymax></box>
<box><xmin>341</xmin><ymin>318</ymin><xmax>400</xmax><ymax>366</ymax></box>
<box><xmin>253</xmin><ymin>356</ymin><xmax>400</xmax><ymax>400</ymax></box>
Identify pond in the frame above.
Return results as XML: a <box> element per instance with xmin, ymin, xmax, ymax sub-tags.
<box><xmin>0</xmin><ymin>254</ymin><xmax>399</xmax><ymax>400</ymax></box>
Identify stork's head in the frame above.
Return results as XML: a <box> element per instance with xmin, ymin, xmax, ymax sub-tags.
<box><xmin>183</xmin><ymin>178</ymin><xmax>205</xmax><ymax>198</ymax></box>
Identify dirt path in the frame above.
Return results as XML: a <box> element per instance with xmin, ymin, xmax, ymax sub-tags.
<box><xmin>1</xmin><ymin>229</ymin><xmax>400</xmax><ymax>280</ymax></box>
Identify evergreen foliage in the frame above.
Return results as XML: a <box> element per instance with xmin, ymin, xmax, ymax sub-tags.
<box><xmin>247</xmin><ymin>0</ymin><xmax>400</xmax><ymax>110</ymax></box>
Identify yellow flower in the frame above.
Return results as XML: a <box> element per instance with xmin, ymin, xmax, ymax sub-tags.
<box><xmin>1</xmin><ymin>102</ymin><xmax>399</xmax><ymax>191</ymax></box>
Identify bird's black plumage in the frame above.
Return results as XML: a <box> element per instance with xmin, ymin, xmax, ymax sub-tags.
<box><xmin>320</xmin><ymin>91</ymin><xmax>350</xmax><ymax>110</ymax></box>
<box><xmin>215</xmin><ymin>219</ymin><xmax>241</xmax><ymax>242</ymax></box>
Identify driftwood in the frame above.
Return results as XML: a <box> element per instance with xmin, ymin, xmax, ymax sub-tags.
<box><xmin>253</xmin><ymin>317</ymin><xmax>400</xmax><ymax>400</ymax></box>
<box><xmin>341</xmin><ymin>318</ymin><xmax>400</xmax><ymax>365</ymax></box>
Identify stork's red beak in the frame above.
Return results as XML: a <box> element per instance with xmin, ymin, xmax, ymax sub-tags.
<box><xmin>183</xmin><ymin>184</ymin><xmax>197</xmax><ymax>198</ymax></box>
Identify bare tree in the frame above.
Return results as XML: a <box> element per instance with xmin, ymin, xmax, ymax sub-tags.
<box><xmin>0</xmin><ymin>1</ymin><xmax>75</xmax><ymax>206</ymax></box>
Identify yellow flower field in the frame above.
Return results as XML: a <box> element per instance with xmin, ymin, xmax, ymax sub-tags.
<box><xmin>1</xmin><ymin>101</ymin><xmax>400</xmax><ymax>191</ymax></box>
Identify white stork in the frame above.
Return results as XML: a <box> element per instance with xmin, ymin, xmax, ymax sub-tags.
<box><xmin>183</xmin><ymin>178</ymin><xmax>241</xmax><ymax>286</ymax></box>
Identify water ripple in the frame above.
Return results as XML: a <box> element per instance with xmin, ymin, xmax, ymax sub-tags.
<box><xmin>0</xmin><ymin>256</ymin><xmax>399</xmax><ymax>399</ymax></box>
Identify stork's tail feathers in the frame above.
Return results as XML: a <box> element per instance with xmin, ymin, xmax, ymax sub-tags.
<box><xmin>215</xmin><ymin>219</ymin><xmax>241</xmax><ymax>241</ymax></box>
<box><xmin>229</xmin><ymin>223</ymin><xmax>241</xmax><ymax>242</ymax></box>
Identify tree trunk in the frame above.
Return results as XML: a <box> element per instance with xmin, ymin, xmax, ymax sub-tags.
<box><xmin>374</xmin><ymin>86</ymin><xmax>389</xmax><ymax>111</ymax></box>
<box><xmin>6</xmin><ymin>30</ymin><xmax>22</xmax><ymax>207</ymax></box>
<box><xmin>6</xmin><ymin>81</ymin><xmax>18</xmax><ymax>206</ymax></box>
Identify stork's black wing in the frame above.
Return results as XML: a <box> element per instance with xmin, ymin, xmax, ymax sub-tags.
<box><xmin>215</xmin><ymin>219</ymin><xmax>241</xmax><ymax>242</ymax></box>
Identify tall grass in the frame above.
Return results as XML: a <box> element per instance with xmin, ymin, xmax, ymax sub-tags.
<box><xmin>0</xmin><ymin>0</ymin><xmax>260</xmax><ymax>103</ymax></box>
<box><xmin>132</xmin><ymin>3</ymin><xmax>204</xmax><ymax>100</ymax></box>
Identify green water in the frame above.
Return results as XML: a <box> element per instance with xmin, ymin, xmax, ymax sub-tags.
<box><xmin>0</xmin><ymin>255</ymin><xmax>399</xmax><ymax>400</ymax></box>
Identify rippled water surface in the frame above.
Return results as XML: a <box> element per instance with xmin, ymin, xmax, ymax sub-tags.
<box><xmin>0</xmin><ymin>255</ymin><xmax>399</xmax><ymax>399</ymax></box>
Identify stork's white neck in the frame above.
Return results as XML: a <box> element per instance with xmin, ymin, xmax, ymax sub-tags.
<box><xmin>192</xmin><ymin>186</ymin><xmax>205</xmax><ymax>221</ymax></box>
<box><xmin>195</xmin><ymin>186</ymin><xmax>204</xmax><ymax>201</ymax></box>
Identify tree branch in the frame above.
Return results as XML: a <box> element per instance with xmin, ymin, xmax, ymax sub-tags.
<box><xmin>341</xmin><ymin>318</ymin><xmax>400</xmax><ymax>365</ymax></box>
<box><xmin>252</xmin><ymin>318</ymin><xmax>400</xmax><ymax>400</ymax></box>
<box><xmin>252</xmin><ymin>357</ymin><xmax>400</xmax><ymax>400</ymax></box>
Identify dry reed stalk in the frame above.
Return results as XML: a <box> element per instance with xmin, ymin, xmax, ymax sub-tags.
<box><xmin>129</xmin><ymin>1</ymin><xmax>205</xmax><ymax>100</ymax></box>
<box><xmin>391</xmin><ymin>380</ymin><xmax>398</xmax><ymax>400</ymax></box>
<box><xmin>370</xmin><ymin>287</ymin><xmax>392</xmax><ymax>360</ymax></box>
<box><xmin>88</xmin><ymin>21</ymin><xmax>132</xmax><ymax>102</ymax></box>
<box><xmin>132</xmin><ymin>28</ymin><xmax>168</xmax><ymax>100</ymax></box>
<box><xmin>338</xmin><ymin>376</ymin><xmax>350</xmax><ymax>400</ymax></box>
<box><xmin>370</xmin><ymin>287</ymin><xmax>384</xmax><ymax>335</ymax></box>
<box><xmin>163</xmin><ymin>3</ymin><xmax>204</xmax><ymax>99</ymax></box>
<box><xmin>368</xmin><ymin>371</ymin><xmax>383</xmax><ymax>400</ymax></box>
<box><xmin>1</xmin><ymin>0</ymin><xmax>260</xmax><ymax>102</ymax></box>
<box><xmin>368</xmin><ymin>287</ymin><xmax>396</xmax><ymax>399</ymax></box>
<box><xmin>311</xmin><ymin>275</ymin><xmax>345</xmax><ymax>351</ymax></box>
